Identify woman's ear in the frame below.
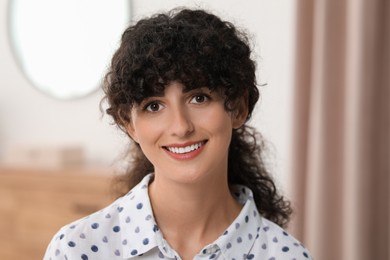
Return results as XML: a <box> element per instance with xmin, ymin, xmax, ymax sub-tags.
<box><xmin>125</xmin><ymin>121</ymin><xmax>139</xmax><ymax>143</ymax></box>
<box><xmin>232</xmin><ymin>95</ymin><xmax>249</xmax><ymax>129</ymax></box>
<box><xmin>117</xmin><ymin>107</ymin><xmax>139</xmax><ymax>142</ymax></box>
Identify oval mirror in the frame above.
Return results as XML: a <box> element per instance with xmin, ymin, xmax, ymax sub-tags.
<box><xmin>8</xmin><ymin>0</ymin><xmax>131</xmax><ymax>100</ymax></box>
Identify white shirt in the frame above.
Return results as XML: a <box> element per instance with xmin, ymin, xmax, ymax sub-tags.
<box><xmin>44</xmin><ymin>174</ymin><xmax>312</xmax><ymax>259</ymax></box>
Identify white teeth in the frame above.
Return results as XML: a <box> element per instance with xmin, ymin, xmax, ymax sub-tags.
<box><xmin>167</xmin><ymin>142</ymin><xmax>203</xmax><ymax>154</ymax></box>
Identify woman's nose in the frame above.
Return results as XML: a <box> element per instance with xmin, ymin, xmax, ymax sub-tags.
<box><xmin>169</xmin><ymin>108</ymin><xmax>194</xmax><ymax>137</ymax></box>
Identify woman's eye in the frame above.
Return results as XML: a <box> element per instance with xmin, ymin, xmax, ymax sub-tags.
<box><xmin>190</xmin><ymin>94</ymin><xmax>209</xmax><ymax>104</ymax></box>
<box><xmin>145</xmin><ymin>102</ymin><xmax>162</xmax><ymax>112</ymax></box>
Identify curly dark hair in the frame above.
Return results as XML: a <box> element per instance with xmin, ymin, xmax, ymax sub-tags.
<box><xmin>102</xmin><ymin>8</ymin><xmax>292</xmax><ymax>227</ymax></box>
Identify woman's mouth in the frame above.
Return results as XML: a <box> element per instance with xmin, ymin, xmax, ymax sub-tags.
<box><xmin>164</xmin><ymin>141</ymin><xmax>205</xmax><ymax>154</ymax></box>
<box><xmin>163</xmin><ymin>140</ymin><xmax>207</xmax><ymax>159</ymax></box>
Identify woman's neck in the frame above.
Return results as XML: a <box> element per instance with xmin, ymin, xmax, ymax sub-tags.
<box><xmin>148</xmin><ymin>172</ymin><xmax>241</xmax><ymax>259</ymax></box>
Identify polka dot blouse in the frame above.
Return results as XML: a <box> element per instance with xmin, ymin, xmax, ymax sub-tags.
<box><xmin>44</xmin><ymin>174</ymin><xmax>312</xmax><ymax>259</ymax></box>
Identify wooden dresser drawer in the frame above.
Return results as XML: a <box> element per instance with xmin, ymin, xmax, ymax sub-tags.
<box><xmin>0</xmin><ymin>167</ymin><xmax>115</xmax><ymax>260</ymax></box>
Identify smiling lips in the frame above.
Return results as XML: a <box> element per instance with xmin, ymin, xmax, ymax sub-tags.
<box><xmin>163</xmin><ymin>140</ymin><xmax>207</xmax><ymax>160</ymax></box>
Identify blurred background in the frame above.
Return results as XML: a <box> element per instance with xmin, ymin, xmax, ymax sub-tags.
<box><xmin>0</xmin><ymin>0</ymin><xmax>388</xmax><ymax>259</ymax></box>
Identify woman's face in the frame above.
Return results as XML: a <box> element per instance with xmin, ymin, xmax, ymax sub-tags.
<box><xmin>126</xmin><ymin>81</ymin><xmax>246</xmax><ymax>185</ymax></box>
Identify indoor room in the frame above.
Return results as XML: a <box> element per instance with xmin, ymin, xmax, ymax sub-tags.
<box><xmin>0</xmin><ymin>0</ymin><xmax>388</xmax><ymax>259</ymax></box>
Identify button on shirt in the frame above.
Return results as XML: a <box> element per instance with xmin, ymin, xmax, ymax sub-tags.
<box><xmin>44</xmin><ymin>174</ymin><xmax>312</xmax><ymax>259</ymax></box>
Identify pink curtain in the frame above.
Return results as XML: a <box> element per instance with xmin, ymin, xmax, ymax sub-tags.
<box><xmin>289</xmin><ymin>0</ymin><xmax>390</xmax><ymax>259</ymax></box>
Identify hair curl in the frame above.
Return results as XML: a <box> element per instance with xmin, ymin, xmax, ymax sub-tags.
<box><xmin>103</xmin><ymin>8</ymin><xmax>292</xmax><ymax>227</ymax></box>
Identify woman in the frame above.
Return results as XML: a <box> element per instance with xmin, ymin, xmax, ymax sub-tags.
<box><xmin>44</xmin><ymin>8</ymin><xmax>312</xmax><ymax>260</ymax></box>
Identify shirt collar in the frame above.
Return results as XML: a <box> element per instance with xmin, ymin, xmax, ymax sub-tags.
<box><xmin>214</xmin><ymin>185</ymin><xmax>263</xmax><ymax>260</ymax></box>
<box><xmin>116</xmin><ymin>174</ymin><xmax>163</xmax><ymax>258</ymax></box>
<box><xmin>116</xmin><ymin>174</ymin><xmax>262</xmax><ymax>259</ymax></box>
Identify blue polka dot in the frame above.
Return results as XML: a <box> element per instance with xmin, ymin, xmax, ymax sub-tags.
<box><xmin>117</xmin><ymin>206</ymin><xmax>124</xmax><ymax>212</ymax></box>
<box><xmin>114</xmin><ymin>249</ymin><xmax>120</xmax><ymax>256</ymax></box>
<box><xmin>153</xmin><ymin>225</ymin><xmax>159</xmax><ymax>232</ymax></box>
<box><xmin>143</xmin><ymin>238</ymin><xmax>149</xmax><ymax>245</ymax></box>
<box><xmin>81</xmin><ymin>254</ymin><xmax>88</xmax><ymax>260</ymax></box>
<box><xmin>303</xmin><ymin>252</ymin><xmax>309</xmax><ymax>258</ymax></box>
<box><xmin>246</xmin><ymin>254</ymin><xmax>255</xmax><ymax>259</ymax></box>
<box><xmin>226</xmin><ymin>242</ymin><xmax>232</xmax><ymax>249</ymax></box>
<box><xmin>136</xmin><ymin>203</ymin><xmax>143</xmax><ymax>209</ymax></box>
<box><xmin>131</xmin><ymin>249</ymin><xmax>138</xmax><ymax>256</ymax></box>
<box><xmin>158</xmin><ymin>251</ymin><xmax>165</xmax><ymax>258</ymax></box>
<box><xmin>237</xmin><ymin>237</ymin><xmax>242</xmax><ymax>243</ymax></box>
<box><xmin>282</xmin><ymin>246</ymin><xmax>290</xmax><ymax>252</ymax></box>
<box><xmin>91</xmin><ymin>245</ymin><xmax>98</xmax><ymax>252</ymax></box>
<box><xmin>272</xmin><ymin>237</ymin><xmax>278</xmax><ymax>243</ymax></box>
<box><xmin>235</xmin><ymin>223</ymin><xmax>240</xmax><ymax>229</ymax></box>
<box><xmin>223</xmin><ymin>230</ymin><xmax>228</xmax><ymax>235</ymax></box>
<box><xmin>245</xmin><ymin>216</ymin><xmax>249</xmax><ymax>223</ymax></box>
<box><xmin>68</xmin><ymin>241</ymin><xmax>76</xmax><ymax>247</ymax></box>
<box><xmin>59</xmin><ymin>234</ymin><xmax>64</xmax><ymax>240</ymax></box>
<box><xmin>102</xmin><ymin>236</ymin><xmax>108</xmax><ymax>243</ymax></box>
<box><xmin>113</xmin><ymin>226</ymin><xmax>120</xmax><ymax>232</ymax></box>
<box><xmin>209</xmin><ymin>254</ymin><xmax>216</xmax><ymax>259</ymax></box>
<box><xmin>91</xmin><ymin>223</ymin><xmax>99</xmax><ymax>229</ymax></box>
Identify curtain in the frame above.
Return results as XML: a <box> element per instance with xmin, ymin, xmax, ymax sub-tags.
<box><xmin>289</xmin><ymin>0</ymin><xmax>390</xmax><ymax>259</ymax></box>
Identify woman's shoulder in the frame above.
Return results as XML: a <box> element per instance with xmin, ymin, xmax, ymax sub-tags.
<box><xmin>255</xmin><ymin>217</ymin><xmax>313</xmax><ymax>259</ymax></box>
<box><xmin>227</xmin><ymin>185</ymin><xmax>313</xmax><ymax>259</ymax></box>
<box><xmin>43</xmin><ymin>195</ymin><xmax>127</xmax><ymax>259</ymax></box>
<box><xmin>44</xmin><ymin>175</ymin><xmax>154</xmax><ymax>259</ymax></box>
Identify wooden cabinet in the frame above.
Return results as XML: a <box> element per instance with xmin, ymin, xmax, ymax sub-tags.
<box><xmin>0</xmin><ymin>167</ymin><xmax>115</xmax><ymax>260</ymax></box>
